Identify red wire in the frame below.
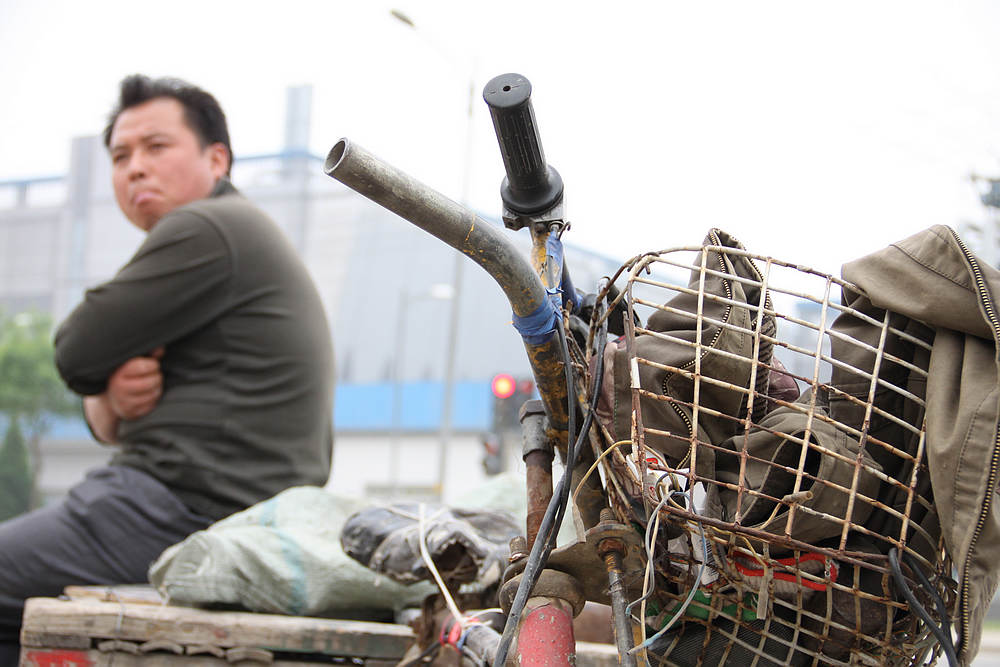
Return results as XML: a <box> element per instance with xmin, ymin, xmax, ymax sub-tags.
<box><xmin>731</xmin><ymin>552</ymin><xmax>838</xmax><ymax>592</ymax></box>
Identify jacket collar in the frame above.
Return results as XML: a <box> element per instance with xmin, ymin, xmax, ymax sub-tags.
<box><xmin>209</xmin><ymin>177</ymin><xmax>238</xmax><ymax>198</ymax></box>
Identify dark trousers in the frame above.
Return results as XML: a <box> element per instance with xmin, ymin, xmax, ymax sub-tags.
<box><xmin>0</xmin><ymin>465</ymin><xmax>212</xmax><ymax>665</ymax></box>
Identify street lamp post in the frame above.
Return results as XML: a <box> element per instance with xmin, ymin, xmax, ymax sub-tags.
<box><xmin>389</xmin><ymin>284</ymin><xmax>454</xmax><ymax>497</ymax></box>
<box><xmin>390</xmin><ymin>10</ymin><xmax>477</xmax><ymax>500</ymax></box>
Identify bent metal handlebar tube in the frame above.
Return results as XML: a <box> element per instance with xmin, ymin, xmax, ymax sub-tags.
<box><xmin>323</xmin><ymin>138</ymin><xmax>570</xmax><ymax>432</ymax></box>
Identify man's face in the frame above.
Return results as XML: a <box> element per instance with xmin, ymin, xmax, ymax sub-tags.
<box><xmin>109</xmin><ymin>97</ymin><xmax>228</xmax><ymax>231</ymax></box>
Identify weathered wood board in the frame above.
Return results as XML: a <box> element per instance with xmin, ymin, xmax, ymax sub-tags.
<box><xmin>21</xmin><ymin>597</ymin><xmax>413</xmax><ymax>662</ymax></box>
<box><xmin>21</xmin><ymin>649</ymin><xmax>400</xmax><ymax>666</ymax></box>
<box><xmin>62</xmin><ymin>585</ymin><xmax>165</xmax><ymax>605</ymax></box>
<box><xmin>21</xmin><ymin>594</ymin><xmax>620</xmax><ymax>667</ymax></box>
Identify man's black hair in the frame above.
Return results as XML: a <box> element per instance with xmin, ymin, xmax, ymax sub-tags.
<box><xmin>103</xmin><ymin>74</ymin><xmax>233</xmax><ymax>175</ymax></box>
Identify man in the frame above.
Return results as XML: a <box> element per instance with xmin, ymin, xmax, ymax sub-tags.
<box><xmin>0</xmin><ymin>75</ymin><xmax>334</xmax><ymax>662</ymax></box>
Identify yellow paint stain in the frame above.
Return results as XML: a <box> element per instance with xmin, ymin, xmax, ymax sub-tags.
<box><xmin>465</xmin><ymin>223</ymin><xmax>475</xmax><ymax>243</ymax></box>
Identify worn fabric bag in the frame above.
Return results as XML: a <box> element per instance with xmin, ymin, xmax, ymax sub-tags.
<box><xmin>148</xmin><ymin>486</ymin><xmax>435</xmax><ymax>616</ymax></box>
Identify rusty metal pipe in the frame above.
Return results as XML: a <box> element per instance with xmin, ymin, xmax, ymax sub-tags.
<box><xmin>524</xmin><ymin>451</ymin><xmax>554</xmax><ymax>547</ymax></box>
<box><xmin>593</xmin><ymin>508</ymin><xmax>637</xmax><ymax>663</ymax></box>
<box><xmin>520</xmin><ymin>400</ymin><xmax>553</xmax><ymax>548</ymax></box>
<box><xmin>324</xmin><ymin>139</ymin><xmax>569</xmax><ymax>431</ymax></box>
<box><xmin>603</xmin><ymin>550</ymin><xmax>637</xmax><ymax>665</ymax></box>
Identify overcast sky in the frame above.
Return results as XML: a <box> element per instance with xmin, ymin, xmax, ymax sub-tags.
<box><xmin>1</xmin><ymin>0</ymin><xmax>998</xmax><ymax>275</ymax></box>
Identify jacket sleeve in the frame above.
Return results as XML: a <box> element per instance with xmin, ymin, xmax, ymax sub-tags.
<box><xmin>54</xmin><ymin>210</ymin><xmax>233</xmax><ymax>396</ymax></box>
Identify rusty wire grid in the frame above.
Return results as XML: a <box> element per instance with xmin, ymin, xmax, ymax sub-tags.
<box><xmin>583</xmin><ymin>235</ymin><xmax>956</xmax><ymax>667</ymax></box>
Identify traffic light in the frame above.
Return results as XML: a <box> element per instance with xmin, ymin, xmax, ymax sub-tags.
<box><xmin>491</xmin><ymin>375</ymin><xmax>536</xmax><ymax>433</ymax></box>
<box><xmin>491</xmin><ymin>373</ymin><xmax>516</xmax><ymax>399</ymax></box>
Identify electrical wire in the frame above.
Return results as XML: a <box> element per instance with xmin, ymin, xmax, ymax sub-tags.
<box><xmin>492</xmin><ymin>289</ymin><xmax>609</xmax><ymax>667</ymax></box>
<box><xmin>625</xmin><ymin>477</ymin><xmax>676</xmax><ymax>619</ymax></box>
<box><xmin>630</xmin><ymin>489</ymin><xmax>670</xmax><ymax>652</ymax></box>
<box><xmin>631</xmin><ymin>517</ymin><xmax>709</xmax><ymax>654</ymax></box>
<box><xmin>416</xmin><ymin>503</ymin><xmax>501</xmax><ymax>667</ymax></box>
<box><xmin>628</xmin><ymin>482</ymin><xmax>693</xmax><ymax>656</ymax></box>
<box><xmin>888</xmin><ymin>547</ymin><xmax>959</xmax><ymax>667</ymax></box>
<box><xmin>625</xmin><ymin>476</ymin><xmax>708</xmax><ymax>657</ymax></box>
<box><xmin>546</xmin><ymin>310</ymin><xmax>610</xmax><ymax>550</ymax></box>
<box><xmin>491</xmin><ymin>474</ymin><xmax>563</xmax><ymax>667</ymax></box>
<box><xmin>571</xmin><ymin>439</ymin><xmax>630</xmax><ymax>508</ymax></box>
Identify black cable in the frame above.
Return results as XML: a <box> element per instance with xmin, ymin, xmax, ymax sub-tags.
<box><xmin>548</xmin><ymin>290</ymin><xmax>610</xmax><ymax>551</ymax></box>
<box><xmin>459</xmin><ymin>643</ymin><xmax>487</xmax><ymax>667</ymax></box>
<box><xmin>905</xmin><ymin>552</ymin><xmax>954</xmax><ymax>642</ymax></box>
<box><xmin>888</xmin><ymin>547</ymin><xmax>959</xmax><ymax>667</ymax></box>
<box><xmin>398</xmin><ymin>641</ymin><xmax>442</xmax><ymax>667</ymax></box>
<box><xmin>546</xmin><ymin>319</ymin><xmax>578</xmax><ymax>549</ymax></box>
<box><xmin>492</xmin><ymin>475</ymin><xmax>564</xmax><ymax>665</ymax></box>
<box><xmin>492</xmin><ymin>289</ymin><xmax>609</xmax><ymax>667</ymax></box>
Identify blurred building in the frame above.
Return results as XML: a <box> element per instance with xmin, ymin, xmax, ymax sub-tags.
<box><xmin>957</xmin><ymin>176</ymin><xmax>1000</xmax><ymax>269</ymax></box>
<box><xmin>0</xmin><ymin>86</ymin><xmax>623</xmax><ymax>505</ymax></box>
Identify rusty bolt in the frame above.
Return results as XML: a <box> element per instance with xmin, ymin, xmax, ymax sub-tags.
<box><xmin>585</xmin><ymin>517</ymin><xmax>632</xmax><ymax>545</ymax></box>
<box><xmin>587</xmin><ymin>507</ymin><xmax>633</xmax><ymax>559</ymax></box>
<box><xmin>509</xmin><ymin>535</ymin><xmax>528</xmax><ymax>563</ymax></box>
<box><xmin>596</xmin><ymin>537</ymin><xmax>626</xmax><ymax>559</ymax></box>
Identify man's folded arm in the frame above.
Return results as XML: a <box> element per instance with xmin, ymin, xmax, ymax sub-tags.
<box><xmin>54</xmin><ymin>212</ymin><xmax>232</xmax><ymax>395</ymax></box>
<box><xmin>83</xmin><ymin>395</ymin><xmax>120</xmax><ymax>444</ymax></box>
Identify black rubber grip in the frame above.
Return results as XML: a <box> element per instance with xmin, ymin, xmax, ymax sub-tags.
<box><xmin>483</xmin><ymin>73</ymin><xmax>563</xmax><ymax>214</ymax></box>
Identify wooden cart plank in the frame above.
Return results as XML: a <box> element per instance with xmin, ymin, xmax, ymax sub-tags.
<box><xmin>22</xmin><ymin>598</ymin><xmax>413</xmax><ymax>659</ymax></box>
<box><xmin>20</xmin><ymin>647</ymin><xmax>383</xmax><ymax>666</ymax></box>
<box><xmin>21</xmin><ymin>643</ymin><xmax>620</xmax><ymax>667</ymax></box>
<box><xmin>62</xmin><ymin>585</ymin><xmax>164</xmax><ymax>605</ymax></box>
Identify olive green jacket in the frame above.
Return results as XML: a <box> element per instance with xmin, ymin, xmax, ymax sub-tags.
<box><xmin>55</xmin><ymin>180</ymin><xmax>334</xmax><ymax>520</ymax></box>
<box><xmin>840</xmin><ymin>225</ymin><xmax>1000</xmax><ymax>665</ymax></box>
<box><xmin>610</xmin><ymin>229</ymin><xmax>774</xmax><ymax>477</ymax></box>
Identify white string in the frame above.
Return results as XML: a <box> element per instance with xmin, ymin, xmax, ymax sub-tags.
<box><xmin>417</xmin><ymin>503</ymin><xmax>470</xmax><ymax>630</ymax></box>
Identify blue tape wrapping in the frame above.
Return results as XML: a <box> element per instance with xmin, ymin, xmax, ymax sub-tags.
<box><xmin>545</xmin><ymin>235</ymin><xmax>580</xmax><ymax>313</ymax></box>
<box><xmin>512</xmin><ymin>299</ymin><xmax>557</xmax><ymax>345</ymax></box>
<box><xmin>512</xmin><ymin>235</ymin><xmax>579</xmax><ymax>345</ymax></box>
<box><xmin>456</xmin><ymin>626</ymin><xmax>470</xmax><ymax>652</ymax></box>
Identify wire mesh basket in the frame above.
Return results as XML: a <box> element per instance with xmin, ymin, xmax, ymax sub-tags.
<box><xmin>588</xmin><ymin>230</ymin><xmax>956</xmax><ymax>666</ymax></box>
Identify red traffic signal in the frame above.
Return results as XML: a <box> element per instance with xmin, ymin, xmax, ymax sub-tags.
<box><xmin>491</xmin><ymin>373</ymin><xmax>516</xmax><ymax>399</ymax></box>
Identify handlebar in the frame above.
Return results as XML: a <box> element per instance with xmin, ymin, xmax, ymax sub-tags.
<box><xmin>324</xmin><ymin>139</ymin><xmax>545</xmax><ymax>317</ymax></box>
<box><xmin>483</xmin><ymin>73</ymin><xmax>564</xmax><ymax>216</ymax></box>
<box><xmin>323</xmin><ymin>139</ymin><xmax>571</xmax><ymax>432</ymax></box>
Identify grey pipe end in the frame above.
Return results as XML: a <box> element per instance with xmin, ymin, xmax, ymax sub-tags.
<box><xmin>324</xmin><ymin>139</ymin><xmax>349</xmax><ymax>177</ymax></box>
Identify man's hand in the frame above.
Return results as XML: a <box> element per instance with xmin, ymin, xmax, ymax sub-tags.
<box><xmin>83</xmin><ymin>347</ymin><xmax>165</xmax><ymax>444</ymax></box>
<box><xmin>106</xmin><ymin>346</ymin><xmax>165</xmax><ymax>419</ymax></box>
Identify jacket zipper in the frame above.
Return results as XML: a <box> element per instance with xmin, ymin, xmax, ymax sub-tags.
<box><xmin>949</xmin><ymin>228</ymin><xmax>1000</xmax><ymax>656</ymax></box>
<box><xmin>663</xmin><ymin>232</ymin><xmax>730</xmax><ymax>442</ymax></box>
<box><xmin>664</xmin><ymin>230</ymin><xmax>770</xmax><ymax>421</ymax></box>
<box><xmin>679</xmin><ymin>229</ymin><xmax>733</xmax><ymax>374</ymax></box>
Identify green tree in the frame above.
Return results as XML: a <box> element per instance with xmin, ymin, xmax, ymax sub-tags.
<box><xmin>0</xmin><ymin>310</ymin><xmax>77</xmax><ymax>512</ymax></box>
<box><xmin>0</xmin><ymin>417</ymin><xmax>32</xmax><ymax>520</ymax></box>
